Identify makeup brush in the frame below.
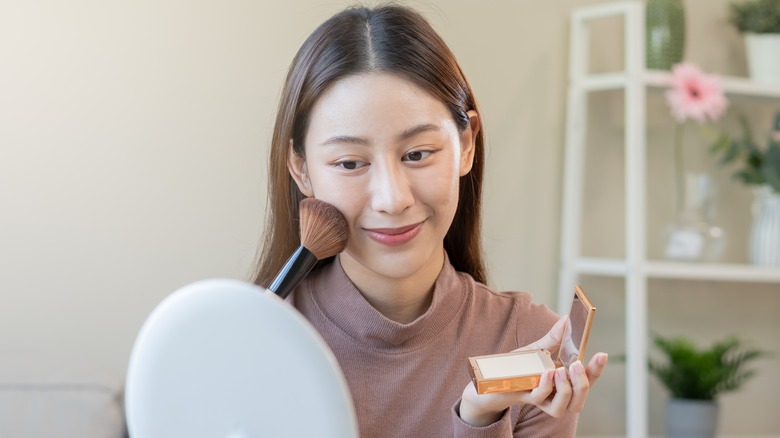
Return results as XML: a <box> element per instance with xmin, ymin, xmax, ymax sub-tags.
<box><xmin>268</xmin><ymin>198</ymin><xmax>349</xmax><ymax>299</ymax></box>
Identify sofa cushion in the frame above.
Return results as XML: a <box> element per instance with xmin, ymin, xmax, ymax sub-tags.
<box><xmin>0</xmin><ymin>351</ymin><xmax>126</xmax><ymax>438</ymax></box>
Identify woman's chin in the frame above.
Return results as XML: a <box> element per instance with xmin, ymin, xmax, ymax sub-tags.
<box><xmin>341</xmin><ymin>246</ymin><xmax>444</xmax><ymax>282</ymax></box>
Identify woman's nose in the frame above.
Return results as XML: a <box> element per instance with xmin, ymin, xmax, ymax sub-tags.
<box><xmin>369</xmin><ymin>161</ymin><xmax>414</xmax><ymax>215</ymax></box>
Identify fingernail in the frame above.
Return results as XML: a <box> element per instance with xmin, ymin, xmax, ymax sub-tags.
<box><xmin>599</xmin><ymin>353</ymin><xmax>609</xmax><ymax>366</ymax></box>
<box><xmin>556</xmin><ymin>367</ymin><xmax>566</xmax><ymax>380</ymax></box>
<box><xmin>571</xmin><ymin>360</ymin><xmax>585</xmax><ymax>375</ymax></box>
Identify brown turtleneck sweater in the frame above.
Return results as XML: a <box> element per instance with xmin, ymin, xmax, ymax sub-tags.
<box><xmin>290</xmin><ymin>256</ymin><xmax>578</xmax><ymax>437</ymax></box>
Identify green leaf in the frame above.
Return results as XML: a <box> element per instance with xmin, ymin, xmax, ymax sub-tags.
<box><xmin>729</xmin><ymin>0</ymin><xmax>780</xmax><ymax>33</ymax></box>
<box><xmin>711</xmin><ymin>113</ymin><xmax>780</xmax><ymax>192</ymax></box>
<box><xmin>648</xmin><ymin>333</ymin><xmax>772</xmax><ymax>400</ymax></box>
<box><xmin>763</xmin><ymin>140</ymin><xmax>780</xmax><ymax>193</ymax></box>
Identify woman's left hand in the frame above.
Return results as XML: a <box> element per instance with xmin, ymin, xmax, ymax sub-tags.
<box><xmin>459</xmin><ymin>316</ymin><xmax>608</xmax><ymax>427</ymax></box>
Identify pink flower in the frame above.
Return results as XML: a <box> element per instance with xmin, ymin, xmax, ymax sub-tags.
<box><xmin>665</xmin><ymin>63</ymin><xmax>728</xmax><ymax>124</ymax></box>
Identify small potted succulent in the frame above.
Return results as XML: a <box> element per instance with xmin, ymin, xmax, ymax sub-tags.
<box><xmin>728</xmin><ymin>0</ymin><xmax>780</xmax><ymax>84</ymax></box>
<box><xmin>649</xmin><ymin>334</ymin><xmax>771</xmax><ymax>438</ymax></box>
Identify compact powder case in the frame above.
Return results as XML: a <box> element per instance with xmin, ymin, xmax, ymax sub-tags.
<box><xmin>468</xmin><ymin>285</ymin><xmax>595</xmax><ymax>395</ymax></box>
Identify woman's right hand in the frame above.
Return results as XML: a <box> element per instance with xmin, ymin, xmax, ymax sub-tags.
<box><xmin>458</xmin><ymin>316</ymin><xmax>608</xmax><ymax>427</ymax></box>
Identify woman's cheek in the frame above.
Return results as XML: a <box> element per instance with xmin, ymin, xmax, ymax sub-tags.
<box><xmin>309</xmin><ymin>178</ymin><xmax>363</xmax><ymax>223</ymax></box>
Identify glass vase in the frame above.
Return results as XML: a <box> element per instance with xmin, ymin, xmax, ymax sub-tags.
<box><xmin>664</xmin><ymin>173</ymin><xmax>725</xmax><ymax>262</ymax></box>
<box><xmin>646</xmin><ymin>0</ymin><xmax>686</xmax><ymax>70</ymax></box>
<box><xmin>749</xmin><ymin>186</ymin><xmax>780</xmax><ymax>267</ymax></box>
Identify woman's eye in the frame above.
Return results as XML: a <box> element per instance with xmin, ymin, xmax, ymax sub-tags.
<box><xmin>403</xmin><ymin>150</ymin><xmax>431</xmax><ymax>162</ymax></box>
<box><xmin>335</xmin><ymin>160</ymin><xmax>366</xmax><ymax>170</ymax></box>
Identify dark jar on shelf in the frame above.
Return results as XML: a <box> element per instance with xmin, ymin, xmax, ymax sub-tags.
<box><xmin>646</xmin><ymin>0</ymin><xmax>686</xmax><ymax>70</ymax></box>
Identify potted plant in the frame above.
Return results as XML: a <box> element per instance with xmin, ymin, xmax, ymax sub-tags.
<box><xmin>711</xmin><ymin>114</ymin><xmax>780</xmax><ymax>194</ymax></box>
<box><xmin>649</xmin><ymin>334</ymin><xmax>771</xmax><ymax>438</ymax></box>
<box><xmin>711</xmin><ymin>112</ymin><xmax>780</xmax><ymax>266</ymax></box>
<box><xmin>728</xmin><ymin>0</ymin><xmax>780</xmax><ymax>84</ymax></box>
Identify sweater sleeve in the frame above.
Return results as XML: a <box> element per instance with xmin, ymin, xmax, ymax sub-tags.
<box><xmin>451</xmin><ymin>398</ymin><xmax>578</xmax><ymax>438</ymax></box>
<box><xmin>512</xmin><ymin>404</ymin><xmax>578</xmax><ymax>437</ymax></box>
<box><xmin>451</xmin><ymin>399</ymin><xmax>513</xmax><ymax>437</ymax></box>
<box><xmin>452</xmin><ymin>400</ymin><xmax>578</xmax><ymax>438</ymax></box>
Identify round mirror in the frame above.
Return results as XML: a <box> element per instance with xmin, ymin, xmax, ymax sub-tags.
<box><xmin>125</xmin><ymin>279</ymin><xmax>358</xmax><ymax>437</ymax></box>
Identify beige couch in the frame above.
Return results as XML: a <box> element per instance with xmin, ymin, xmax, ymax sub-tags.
<box><xmin>0</xmin><ymin>351</ymin><xmax>127</xmax><ymax>438</ymax></box>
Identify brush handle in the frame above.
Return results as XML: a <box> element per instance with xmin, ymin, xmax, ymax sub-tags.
<box><xmin>268</xmin><ymin>245</ymin><xmax>318</xmax><ymax>299</ymax></box>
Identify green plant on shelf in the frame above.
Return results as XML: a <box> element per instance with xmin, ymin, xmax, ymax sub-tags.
<box><xmin>649</xmin><ymin>333</ymin><xmax>771</xmax><ymax>400</ymax></box>
<box><xmin>710</xmin><ymin>113</ymin><xmax>780</xmax><ymax>194</ymax></box>
<box><xmin>729</xmin><ymin>0</ymin><xmax>780</xmax><ymax>33</ymax></box>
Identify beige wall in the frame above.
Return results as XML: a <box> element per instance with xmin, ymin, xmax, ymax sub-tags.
<box><xmin>1</xmin><ymin>0</ymin><xmax>777</xmax><ymax>435</ymax></box>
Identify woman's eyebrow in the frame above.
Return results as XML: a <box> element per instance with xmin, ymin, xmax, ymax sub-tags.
<box><xmin>320</xmin><ymin>135</ymin><xmax>369</xmax><ymax>147</ymax></box>
<box><xmin>319</xmin><ymin>123</ymin><xmax>441</xmax><ymax>147</ymax></box>
<box><xmin>398</xmin><ymin>123</ymin><xmax>441</xmax><ymax>140</ymax></box>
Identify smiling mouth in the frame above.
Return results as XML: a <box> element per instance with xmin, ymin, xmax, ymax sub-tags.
<box><xmin>365</xmin><ymin>221</ymin><xmax>424</xmax><ymax>246</ymax></box>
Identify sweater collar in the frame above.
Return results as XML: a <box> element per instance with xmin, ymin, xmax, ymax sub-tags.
<box><xmin>306</xmin><ymin>254</ymin><xmax>468</xmax><ymax>352</ymax></box>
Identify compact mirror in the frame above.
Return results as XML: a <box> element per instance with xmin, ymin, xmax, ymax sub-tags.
<box><xmin>556</xmin><ymin>285</ymin><xmax>595</xmax><ymax>368</ymax></box>
<box><xmin>125</xmin><ymin>279</ymin><xmax>359</xmax><ymax>438</ymax></box>
<box><xmin>468</xmin><ymin>285</ymin><xmax>595</xmax><ymax>394</ymax></box>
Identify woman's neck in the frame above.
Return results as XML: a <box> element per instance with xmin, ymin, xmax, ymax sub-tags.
<box><xmin>337</xmin><ymin>251</ymin><xmax>444</xmax><ymax>324</ymax></box>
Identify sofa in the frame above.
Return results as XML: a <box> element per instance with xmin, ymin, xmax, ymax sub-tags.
<box><xmin>0</xmin><ymin>351</ymin><xmax>127</xmax><ymax>438</ymax></box>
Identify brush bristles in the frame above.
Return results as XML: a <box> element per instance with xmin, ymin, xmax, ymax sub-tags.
<box><xmin>299</xmin><ymin>198</ymin><xmax>349</xmax><ymax>260</ymax></box>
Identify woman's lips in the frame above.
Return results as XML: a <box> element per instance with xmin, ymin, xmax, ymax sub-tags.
<box><xmin>365</xmin><ymin>222</ymin><xmax>424</xmax><ymax>246</ymax></box>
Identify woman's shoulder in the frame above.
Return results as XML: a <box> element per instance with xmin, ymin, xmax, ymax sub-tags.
<box><xmin>455</xmin><ymin>270</ymin><xmax>560</xmax><ymax>343</ymax></box>
<box><xmin>456</xmin><ymin>270</ymin><xmax>550</xmax><ymax>311</ymax></box>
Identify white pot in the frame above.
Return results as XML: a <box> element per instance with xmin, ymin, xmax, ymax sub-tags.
<box><xmin>666</xmin><ymin>398</ymin><xmax>719</xmax><ymax>438</ymax></box>
<box><xmin>749</xmin><ymin>185</ymin><xmax>780</xmax><ymax>266</ymax></box>
<box><xmin>745</xmin><ymin>33</ymin><xmax>780</xmax><ymax>85</ymax></box>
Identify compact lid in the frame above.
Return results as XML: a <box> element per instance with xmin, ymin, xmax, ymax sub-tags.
<box><xmin>555</xmin><ymin>285</ymin><xmax>596</xmax><ymax>368</ymax></box>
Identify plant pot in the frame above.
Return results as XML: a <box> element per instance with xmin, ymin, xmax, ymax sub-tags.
<box><xmin>749</xmin><ymin>185</ymin><xmax>780</xmax><ymax>266</ymax></box>
<box><xmin>666</xmin><ymin>398</ymin><xmax>719</xmax><ymax>438</ymax></box>
<box><xmin>745</xmin><ymin>33</ymin><xmax>780</xmax><ymax>85</ymax></box>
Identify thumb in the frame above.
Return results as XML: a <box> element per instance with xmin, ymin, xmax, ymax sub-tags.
<box><xmin>513</xmin><ymin>315</ymin><xmax>568</xmax><ymax>353</ymax></box>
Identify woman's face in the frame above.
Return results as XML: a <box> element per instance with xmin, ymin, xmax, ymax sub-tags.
<box><xmin>289</xmin><ymin>73</ymin><xmax>478</xmax><ymax>284</ymax></box>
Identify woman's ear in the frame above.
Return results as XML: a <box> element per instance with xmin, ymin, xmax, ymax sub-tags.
<box><xmin>287</xmin><ymin>140</ymin><xmax>314</xmax><ymax>197</ymax></box>
<box><xmin>458</xmin><ymin>110</ymin><xmax>480</xmax><ymax>176</ymax></box>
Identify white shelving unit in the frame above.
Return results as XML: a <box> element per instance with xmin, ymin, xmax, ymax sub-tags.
<box><xmin>557</xmin><ymin>2</ymin><xmax>780</xmax><ymax>437</ymax></box>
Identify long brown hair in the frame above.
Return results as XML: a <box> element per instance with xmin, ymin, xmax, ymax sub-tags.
<box><xmin>250</xmin><ymin>5</ymin><xmax>486</xmax><ymax>287</ymax></box>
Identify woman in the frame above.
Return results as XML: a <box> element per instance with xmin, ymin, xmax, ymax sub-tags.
<box><xmin>252</xmin><ymin>5</ymin><xmax>607</xmax><ymax>437</ymax></box>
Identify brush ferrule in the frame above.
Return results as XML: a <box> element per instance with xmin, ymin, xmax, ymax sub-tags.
<box><xmin>268</xmin><ymin>245</ymin><xmax>318</xmax><ymax>299</ymax></box>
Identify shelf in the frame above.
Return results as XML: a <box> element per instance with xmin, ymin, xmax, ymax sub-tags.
<box><xmin>560</xmin><ymin>3</ymin><xmax>780</xmax><ymax>436</ymax></box>
<box><xmin>572</xmin><ymin>257</ymin><xmax>780</xmax><ymax>283</ymax></box>
<box><xmin>578</xmin><ymin>70</ymin><xmax>780</xmax><ymax>99</ymax></box>
<box><xmin>645</xmin><ymin>260</ymin><xmax>780</xmax><ymax>282</ymax></box>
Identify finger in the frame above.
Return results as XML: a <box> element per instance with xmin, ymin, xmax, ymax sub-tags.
<box><xmin>516</xmin><ymin>368</ymin><xmax>555</xmax><ymax>407</ymax></box>
<box><xmin>476</xmin><ymin>369</ymin><xmax>556</xmax><ymax>414</ymax></box>
<box><xmin>585</xmin><ymin>353</ymin><xmax>608</xmax><ymax>385</ymax></box>
<box><xmin>513</xmin><ymin>315</ymin><xmax>569</xmax><ymax>352</ymax></box>
<box><xmin>545</xmin><ymin>367</ymin><xmax>573</xmax><ymax>418</ymax></box>
<box><xmin>531</xmin><ymin>369</ymin><xmax>555</xmax><ymax>398</ymax></box>
<box><xmin>566</xmin><ymin>360</ymin><xmax>590</xmax><ymax>413</ymax></box>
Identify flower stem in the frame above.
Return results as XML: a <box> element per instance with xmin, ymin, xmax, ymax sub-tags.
<box><xmin>674</xmin><ymin>122</ymin><xmax>685</xmax><ymax>215</ymax></box>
